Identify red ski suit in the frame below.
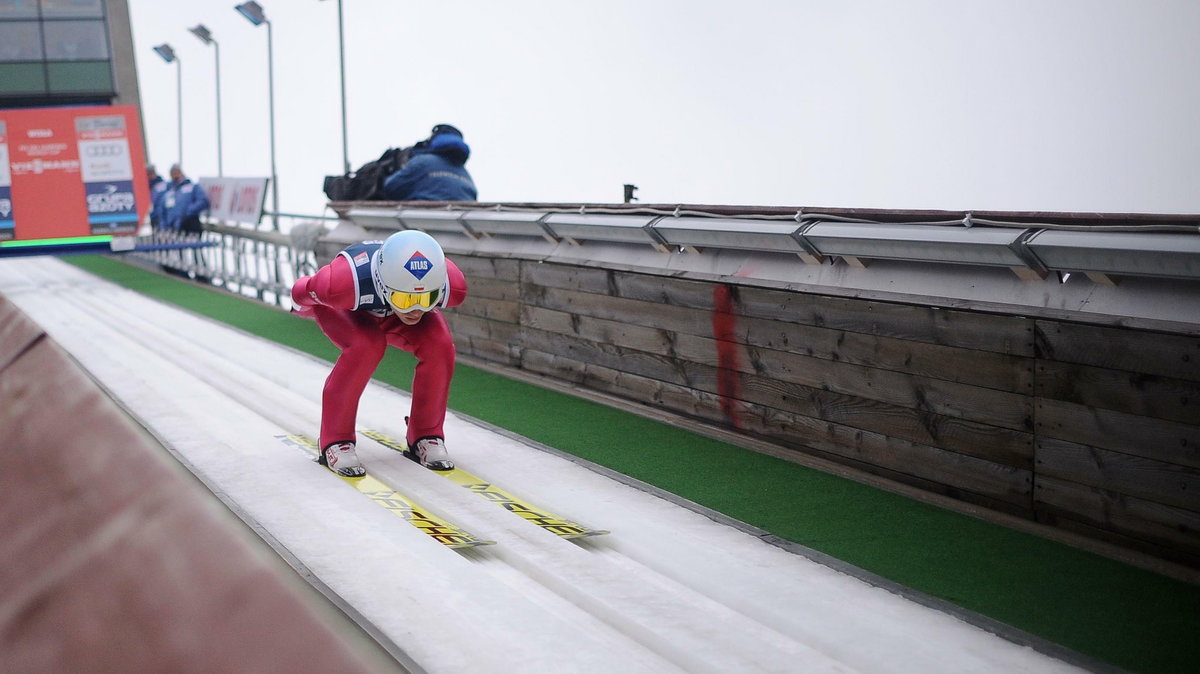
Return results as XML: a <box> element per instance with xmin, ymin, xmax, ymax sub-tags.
<box><xmin>290</xmin><ymin>252</ymin><xmax>467</xmax><ymax>449</ymax></box>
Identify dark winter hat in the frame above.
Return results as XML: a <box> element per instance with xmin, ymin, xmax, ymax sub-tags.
<box><xmin>430</xmin><ymin>123</ymin><xmax>463</xmax><ymax>139</ymax></box>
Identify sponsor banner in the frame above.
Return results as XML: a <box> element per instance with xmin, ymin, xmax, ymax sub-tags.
<box><xmin>76</xmin><ymin>114</ymin><xmax>137</xmax><ymax>234</ymax></box>
<box><xmin>200</xmin><ymin>176</ymin><xmax>268</xmax><ymax>225</ymax></box>
<box><xmin>0</xmin><ymin>104</ymin><xmax>149</xmax><ymax>242</ymax></box>
<box><xmin>0</xmin><ymin>121</ymin><xmax>12</xmax><ymax>241</ymax></box>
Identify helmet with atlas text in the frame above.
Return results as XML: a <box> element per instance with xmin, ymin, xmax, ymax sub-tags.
<box><xmin>375</xmin><ymin>230</ymin><xmax>448</xmax><ymax>313</ymax></box>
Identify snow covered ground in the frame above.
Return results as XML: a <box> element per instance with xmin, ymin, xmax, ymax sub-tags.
<box><xmin>0</xmin><ymin>257</ymin><xmax>1089</xmax><ymax>673</ymax></box>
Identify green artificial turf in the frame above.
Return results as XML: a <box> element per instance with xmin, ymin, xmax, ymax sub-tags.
<box><xmin>66</xmin><ymin>254</ymin><xmax>1200</xmax><ymax>674</ymax></box>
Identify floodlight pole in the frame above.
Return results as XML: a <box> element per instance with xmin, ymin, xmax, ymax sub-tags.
<box><xmin>188</xmin><ymin>25</ymin><xmax>223</xmax><ymax>176</ymax></box>
<box><xmin>336</xmin><ymin>0</ymin><xmax>349</xmax><ymax>174</ymax></box>
<box><xmin>153</xmin><ymin>44</ymin><xmax>182</xmax><ymax>165</ymax></box>
<box><xmin>320</xmin><ymin>0</ymin><xmax>350</xmax><ymax>174</ymax></box>
<box><xmin>235</xmin><ymin>2</ymin><xmax>279</xmax><ymax>230</ymax></box>
<box><xmin>266</xmin><ymin>18</ymin><xmax>278</xmax><ymax>230</ymax></box>
<box><xmin>175</xmin><ymin>58</ymin><xmax>182</xmax><ymax>165</ymax></box>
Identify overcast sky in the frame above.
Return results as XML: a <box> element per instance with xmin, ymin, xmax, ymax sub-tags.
<box><xmin>127</xmin><ymin>0</ymin><xmax>1200</xmax><ymax>218</ymax></box>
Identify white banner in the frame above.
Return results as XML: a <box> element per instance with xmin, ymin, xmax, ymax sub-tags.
<box><xmin>199</xmin><ymin>176</ymin><xmax>269</xmax><ymax>225</ymax></box>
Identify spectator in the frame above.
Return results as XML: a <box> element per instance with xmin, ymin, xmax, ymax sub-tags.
<box><xmin>290</xmin><ymin>230</ymin><xmax>467</xmax><ymax>476</ymax></box>
<box><xmin>383</xmin><ymin>124</ymin><xmax>478</xmax><ymax>201</ymax></box>
<box><xmin>146</xmin><ymin>164</ymin><xmax>168</xmax><ymax>230</ymax></box>
<box><xmin>155</xmin><ymin>163</ymin><xmax>210</xmax><ymax>234</ymax></box>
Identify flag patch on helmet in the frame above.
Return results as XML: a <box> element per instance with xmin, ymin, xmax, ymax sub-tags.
<box><xmin>406</xmin><ymin>251</ymin><xmax>432</xmax><ymax>280</ymax></box>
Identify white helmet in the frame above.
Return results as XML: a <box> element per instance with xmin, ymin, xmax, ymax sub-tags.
<box><xmin>375</xmin><ymin>230</ymin><xmax>448</xmax><ymax>313</ymax></box>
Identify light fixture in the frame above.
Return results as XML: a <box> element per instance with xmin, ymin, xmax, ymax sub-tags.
<box><xmin>233</xmin><ymin>1</ymin><xmax>266</xmax><ymax>25</ymax></box>
<box><xmin>151</xmin><ymin>43</ymin><xmax>176</xmax><ymax>62</ymax></box>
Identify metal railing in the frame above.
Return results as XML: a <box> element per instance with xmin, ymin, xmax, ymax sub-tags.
<box><xmin>133</xmin><ymin>213</ymin><xmax>334</xmax><ymax>307</ymax></box>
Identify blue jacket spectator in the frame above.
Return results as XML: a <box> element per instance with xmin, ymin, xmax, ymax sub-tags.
<box><xmin>383</xmin><ymin>124</ymin><xmax>478</xmax><ymax>201</ymax></box>
<box><xmin>146</xmin><ymin>165</ymin><xmax>168</xmax><ymax>228</ymax></box>
<box><xmin>156</xmin><ymin>164</ymin><xmax>210</xmax><ymax>234</ymax></box>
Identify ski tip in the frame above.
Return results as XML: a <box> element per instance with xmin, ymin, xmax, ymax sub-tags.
<box><xmin>449</xmin><ymin>539</ymin><xmax>497</xmax><ymax>549</ymax></box>
<box><xmin>564</xmin><ymin>530</ymin><xmax>611</xmax><ymax>539</ymax></box>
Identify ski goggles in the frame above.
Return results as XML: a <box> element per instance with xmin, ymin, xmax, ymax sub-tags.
<box><xmin>388</xmin><ymin>287</ymin><xmax>441</xmax><ymax>313</ymax></box>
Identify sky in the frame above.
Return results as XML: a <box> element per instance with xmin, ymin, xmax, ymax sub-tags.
<box><xmin>126</xmin><ymin>0</ymin><xmax>1200</xmax><ymax>219</ymax></box>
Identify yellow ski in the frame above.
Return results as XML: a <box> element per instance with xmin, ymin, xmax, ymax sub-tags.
<box><xmin>276</xmin><ymin>434</ymin><xmax>495</xmax><ymax>549</ymax></box>
<box><xmin>361</xmin><ymin>429</ymin><xmax>610</xmax><ymax>539</ymax></box>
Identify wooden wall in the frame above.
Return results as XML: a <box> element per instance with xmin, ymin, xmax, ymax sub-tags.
<box><xmin>445</xmin><ymin>255</ymin><xmax>1200</xmax><ymax>567</ymax></box>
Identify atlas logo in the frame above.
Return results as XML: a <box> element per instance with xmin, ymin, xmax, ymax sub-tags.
<box><xmin>406</xmin><ymin>251</ymin><xmax>431</xmax><ymax>280</ymax></box>
<box><xmin>86</xmin><ymin>184</ymin><xmax>134</xmax><ymax>213</ymax></box>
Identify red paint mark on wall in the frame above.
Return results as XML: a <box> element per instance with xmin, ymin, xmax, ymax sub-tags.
<box><xmin>712</xmin><ymin>284</ymin><xmax>743</xmax><ymax>429</ymax></box>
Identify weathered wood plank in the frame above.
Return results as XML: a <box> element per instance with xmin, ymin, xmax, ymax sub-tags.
<box><xmin>444</xmin><ymin>313</ymin><xmax>521</xmax><ymax>345</ymax></box>
<box><xmin>1035</xmin><ymin>319</ymin><xmax>1200</xmax><ymax>383</ymax></box>
<box><xmin>524</xmin><ymin>303</ymin><xmax>1030</xmax><ymax>394</ymax></box>
<box><xmin>738</xmin><ymin>314</ymin><xmax>1033</xmax><ymax>394</ymax></box>
<box><xmin>457</xmin><ymin>333</ymin><xmax>521</xmax><ymax>367</ymax></box>
<box><xmin>518</xmin><ymin>346</ymin><xmax>1034</xmax><ymax>510</ymax></box>
<box><xmin>517</xmin><ymin>328</ymin><xmax>1032</xmax><ymax>467</ymax></box>
<box><xmin>1036</xmin><ymin>437</ymin><xmax>1200</xmax><ymax>512</ymax></box>
<box><xmin>1035</xmin><ymin>501</ymin><xmax>1199</xmax><ymax>567</ymax></box>
<box><xmin>521</xmin><ymin>262</ymin><xmax>615</xmax><ymax>295</ymax></box>
<box><xmin>736</xmin><ymin>370</ymin><xmax>1033</xmax><ymax>468</ymax></box>
<box><xmin>1034</xmin><ymin>475</ymin><xmax>1200</xmax><ymax>556</ymax></box>
<box><xmin>450</xmin><ymin>295</ymin><xmax>521</xmax><ymax>325</ymax></box>
<box><xmin>1035</xmin><ymin>398</ymin><xmax>1200</xmax><ymax>470</ymax></box>
<box><xmin>520</xmin><ymin>288</ymin><xmax>1031</xmax><ymax>429</ymax></box>
<box><xmin>522</xmin><ymin>285</ymin><xmax>714</xmax><ymax>337</ymax></box>
<box><xmin>1036</xmin><ymin>361</ymin><xmax>1199</xmax><ymax>426</ymax></box>
<box><xmin>516</xmin><ymin>320</ymin><xmax>1033</xmax><ymax>452</ymax></box>
<box><xmin>710</xmin><ymin>339</ymin><xmax>1032</xmax><ymax>431</ymax></box>
<box><xmin>458</xmin><ymin>274</ymin><xmax>521</xmax><ymax>303</ymax></box>
<box><xmin>735</xmin><ymin>286</ymin><xmax>1035</xmax><ymax>355</ymax></box>
<box><xmin>452</xmin><ymin>254</ymin><xmax>521</xmax><ymax>282</ymax></box>
<box><xmin>526</xmin><ymin>264</ymin><xmax>1036</xmax><ymax>356</ymax></box>
<box><xmin>521</xmin><ymin>305</ymin><xmax>675</xmax><ymax>355</ymax></box>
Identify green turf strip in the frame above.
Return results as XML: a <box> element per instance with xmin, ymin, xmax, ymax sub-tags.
<box><xmin>67</xmin><ymin>255</ymin><xmax>1200</xmax><ymax>674</ymax></box>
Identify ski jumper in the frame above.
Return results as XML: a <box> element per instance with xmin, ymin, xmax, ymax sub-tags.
<box><xmin>290</xmin><ymin>241</ymin><xmax>467</xmax><ymax>449</ymax></box>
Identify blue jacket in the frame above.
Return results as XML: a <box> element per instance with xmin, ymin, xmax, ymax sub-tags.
<box><xmin>156</xmin><ymin>178</ymin><xmax>210</xmax><ymax>232</ymax></box>
<box><xmin>383</xmin><ymin>136</ymin><xmax>477</xmax><ymax>201</ymax></box>
<box><xmin>148</xmin><ymin>177</ymin><xmax>168</xmax><ymax>225</ymax></box>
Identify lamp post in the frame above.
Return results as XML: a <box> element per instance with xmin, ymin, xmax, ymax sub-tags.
<box><xmin>187</xmin><ymin>24</ymin><xmax>223</xmax><ymax>177</ymax></box>
<box><xmin>151</xmin><ymin>43</ymin><xmax>182</xmax><ymax>166</ymax></box>
<box><xmin>234</xmin><ymin>1</ymin><xmax>278</xmax><ymax>230</ymax></box>
<box><xmin>320</xmin><ymin>0</ymin><xmax>350</xmax><ymax>175</ymax></box>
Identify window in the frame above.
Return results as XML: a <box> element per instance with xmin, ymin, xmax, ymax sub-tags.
<box><xmin>0</xmin><ymin>0</ymin><xmax>40</xmax><ymax>20</ymax></box>
<box><xmin>0</xmin><ymin>21</ymin><xmax>43</xmax><ymax>60</ymax></box>
<box><xmin>40</xmin><ymin>0</ymin><xmax>103</xmax><ymax>18</ymax></box>
<box><xmin>0</xmin><ymin>0</ymin><xmax>113</xmax><ymax>99</ymax></box>
<box><xmin>43</xmin><ymin>19</ymin><xmax>108</xmax><ymax>59</ymax></box>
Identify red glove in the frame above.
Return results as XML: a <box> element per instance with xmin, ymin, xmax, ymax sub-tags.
<box><xmin>291</xmin><ymin>276</ymin><xmax>318</xmax><ymax>319</ymax></box>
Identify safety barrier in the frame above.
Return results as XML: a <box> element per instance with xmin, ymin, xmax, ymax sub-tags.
<box><xmin>343</xmin><ymin>203</ymin><xmax>1200</xmax><ymax>285</ymax></box>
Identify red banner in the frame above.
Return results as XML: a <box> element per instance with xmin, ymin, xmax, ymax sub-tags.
<box><xmin>0</xmin><ymin>104</ymin><xmax>150</xmax><ymax>242</ymax></box>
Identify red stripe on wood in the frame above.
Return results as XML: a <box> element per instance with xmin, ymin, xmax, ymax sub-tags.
<box><xmin>712</xmin><ymin>284</ymin><xmax>743</xmax><ymax>430</ymax></box>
